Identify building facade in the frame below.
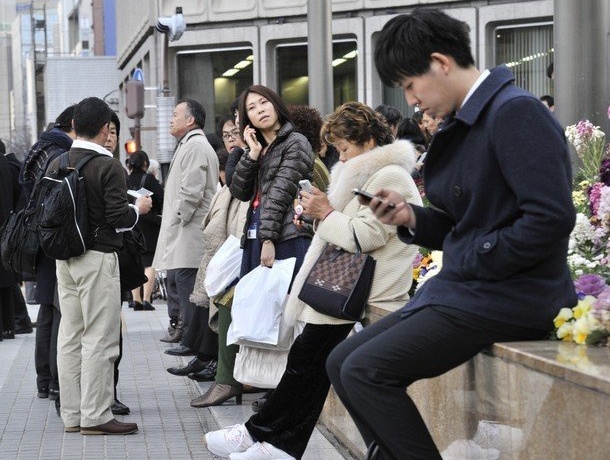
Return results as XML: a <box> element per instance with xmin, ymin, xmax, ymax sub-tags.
<box><xmin>115</xmin><ymin>0</ymin><xmax>557</xmax><ymax>163</ymax></box>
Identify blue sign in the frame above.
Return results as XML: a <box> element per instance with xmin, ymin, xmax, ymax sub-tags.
<box><xmin>132</xmin><ymin>68</ymin><xmax>144</xmax><ymax>83</ymax></box>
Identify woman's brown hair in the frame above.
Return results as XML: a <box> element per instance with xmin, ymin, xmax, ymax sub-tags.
<box><xmin>321</xmin><ymin>102</ymin><xmax>394</xmax><ymax>148</ymax></box>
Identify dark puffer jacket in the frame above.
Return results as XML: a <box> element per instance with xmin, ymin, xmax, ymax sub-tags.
<box><xmin>230</xmin><ymin>122</ymin><xmax>314</xmax><ymax>244</ymax></box>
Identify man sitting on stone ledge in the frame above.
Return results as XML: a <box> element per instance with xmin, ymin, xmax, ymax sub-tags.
<box><xmin>326</xmin><ymin>8</ymin><xmax>577</xmax><ymax>460</ymax></box>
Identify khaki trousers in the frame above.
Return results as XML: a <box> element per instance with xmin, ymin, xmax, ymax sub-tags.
<box><xmin>56</xmin><ymin>250</ymin><xmax>121</xmax><ymax>428</ymax></box>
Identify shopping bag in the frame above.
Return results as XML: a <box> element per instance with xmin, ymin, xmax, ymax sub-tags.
<box><xmin>226</xmin><ymin>257</ymin><xmax>296</xmax><ymax>347</ymax></box>
<box><xmin>233</xmin><ymin>345</ymin><xmax>288</xmax><ymax>389</ymax></box>
<box><xmin>204</xmin><ymin>234</ymin><xmax>243</xmax><ymax>297</ymax></box>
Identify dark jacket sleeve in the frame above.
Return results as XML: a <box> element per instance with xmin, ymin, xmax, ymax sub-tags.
<box><xmin>229</xmin><ymin>151</ymin><xmax>259</xmax><ymax>202</ymax></box>
<box><xmin>398</xmin><ymin>204</ymin><xmax>454</xmax><ymax>250</ymax></box>
<box><xmin>225</xmin><ymin>147</ymin><xmax>244</xmax><ymax>188</ymax></box>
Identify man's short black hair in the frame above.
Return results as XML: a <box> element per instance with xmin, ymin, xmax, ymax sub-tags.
<box><xmin>374</xmin><ymin>8</ymin><xmax>475</xmax><ymax>86</ymax></box>
<box><xmin>110</xmin><ymin>111</ymin><xmax>121</xmax><ymax>137</ymax></box>
<box><xmin>54</xmin><ymin>104</ymin><xmax>76</xmax><ymax>132</ymax></box>
<box><xmin>181</xmin><ymin>99</ymin><xmax>206</xmax><ymax>130</ymax></box>
<box><xmin>73</xmin><ymin>97</ymin><xmax>113</xmax><ymax>139</ymax></box>
<box><xmin>540</xmin><ymin>95</ymin><xmax>554</xmax><ymax>108</ymax></box>
<box><xmin>374</xmin><ymin>104</ymin><xmax>403</xmax><ymax>128</ymax></box>
<box><xmin>0</xmin><ymin>139</ymin><xmax>5</xmax><ymax>155</ymax></box>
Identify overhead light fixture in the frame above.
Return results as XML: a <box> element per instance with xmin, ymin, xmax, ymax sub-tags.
<box><xmin>223</xmin><ymin>68</ymin><xmax>240</xmax><ymax>77</ymax></box>
<box><xmin>234</xmin><ymin>60</ymin><xmax>252</xmax><ymax>69</ymax></box>
<box><xmin>332</xmin><ymin>58</ymin><xmax>347</xmax><ymax>67</ymax></box>
<box><xmin>343</xmin><ymin>50</ymin><xmax>357</xmax><ymax>59</ymax></box>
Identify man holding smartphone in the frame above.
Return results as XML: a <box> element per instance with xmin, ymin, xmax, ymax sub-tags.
<box><xmin>327</xmin><ymin>9</ymin><xmax>576</xmax><ymax>460</ymax></box>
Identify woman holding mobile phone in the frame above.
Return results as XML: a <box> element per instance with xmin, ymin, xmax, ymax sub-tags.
<box><xmin>206</xmin><ymin>102</ymin><xmax>422</xmax><ymax>460</ymax></box>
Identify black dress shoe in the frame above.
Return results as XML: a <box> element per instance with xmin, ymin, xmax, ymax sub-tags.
<box><xmin>187</xmin><ymin>360</ymin><xmax>218</xmax><ymax>382</ymax></box>
<box><xmin>15</xmin><ymin>325</ymin><xmax>34</xmax><ymax>334</ymax></box>
<box><xmin>142</xmin><ymin>301</ymin><xmax>155</xmax><ymax>311</ymax></box>
<box><xmin>164</xmin><ymin>344</ymin><xmax>196</xmax><ymax>356</ymax></box>
<box><xmin>111</xmin><ymin>398</ymin><xmax>130</xmax><ymax>415</ymax></box>
<box><xmin>167</xmin><ymin>357</ymin><xmax>210</xmax><ymax>376</ymax></box>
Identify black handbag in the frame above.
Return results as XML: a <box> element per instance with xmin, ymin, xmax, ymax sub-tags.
<box><xmin>298</xmin><ymin>231</ymin><xmax>376</xmax><ymax>321</ymax></box>
<box><xmin>118</xmin><ymin>227</ymin><xmax>148</xmax><ymax>292</ymax></box>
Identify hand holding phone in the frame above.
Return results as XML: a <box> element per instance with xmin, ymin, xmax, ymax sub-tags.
<box><xmin>352</xmin><ymin>188</ymin><xmax>395</xmax><ymax>208</ymax></box>
<box><xmin>299</xmin><ymin>179</ymin><xmax>313</xmax><ymax>193</ymax></box>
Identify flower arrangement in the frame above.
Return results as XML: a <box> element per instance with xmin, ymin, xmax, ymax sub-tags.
<box><xmin>412</xmin><ymin>250</ymin><xmax>443</xmax><ymax>291</ymax></box>
<box><xmin>553</xmin><ymin>112</ymin><xmax>610</xmax><ymax>345</ymax></box>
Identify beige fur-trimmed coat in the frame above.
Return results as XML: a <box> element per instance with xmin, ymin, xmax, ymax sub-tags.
<box><xmin>283</xmin><ymin>140</ymin><xmax>423</xmax><ymax>326</ymax></box>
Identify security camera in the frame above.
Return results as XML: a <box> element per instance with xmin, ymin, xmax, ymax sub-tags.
<box><xmin>156</xmin><ymin>8</ymin><xmax>185</xmax><ymax>42</ymax></box>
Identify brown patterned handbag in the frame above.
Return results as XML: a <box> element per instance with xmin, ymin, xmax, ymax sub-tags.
<box><xmin>298</xmin><ymin>231</ymin><xmax>376</xmax><ymax>321</ymax></box>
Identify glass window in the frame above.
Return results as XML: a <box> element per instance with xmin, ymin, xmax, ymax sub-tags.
<box><xmin>276</xmin><ymin>41</ymin><xmax>357</xmax><ymax>109</ymax></box>
<box><xmin>495</xmin><ymin>23</ymin><xmax>553</xmax><ymax>98</ymax></box>
<box><xmin>177</xmin><ymin>48</ymin><xmax>254</xmax><ymax>133</ymax></box>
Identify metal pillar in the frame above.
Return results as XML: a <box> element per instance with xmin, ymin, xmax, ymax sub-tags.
<box><xmin>307</xmin><ymin>0</ymin><xmax>334</xmax><ymax>116</ymax></box>
<box><xmin>554</xmin><ymin>0</ymin><xmax>609</xmax><ymax>134</ymax></box>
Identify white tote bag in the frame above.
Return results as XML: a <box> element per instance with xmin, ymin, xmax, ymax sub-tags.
<box><xmin>233</xmin><ymin>346</ymin><xmax>288</xmax><ymax>389</ymax></box>
<box><xmin>204</xmin><ymin>234</ymin><xmax>243</xmax><ymax>297</ymax></box>
<box><xmin>226</xmin><ymin>257</ymin><xmax>296</xmax><ymax>347</ymax></box>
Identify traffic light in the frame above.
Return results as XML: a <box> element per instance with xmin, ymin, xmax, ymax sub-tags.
<box><xmin>125</xmin><ymin>80</ymin><xmax>144</xmax><ymax>119</ymax></box>
<box><xmin>125</xmin><ymin>139</ymin><xmax>138</xmax><ymax>154</ymax></box>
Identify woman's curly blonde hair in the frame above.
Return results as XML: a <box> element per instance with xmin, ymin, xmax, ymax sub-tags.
<box><xmin>321</xmin><ymin>102</ymin><xmax>394</xmax><ymax>148</ymax></box>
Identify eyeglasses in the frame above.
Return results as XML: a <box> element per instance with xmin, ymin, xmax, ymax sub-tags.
<box><xmin>222</xmin><ymin>130</ymin><xmax>240</xmax><ymax>141</ymax></box>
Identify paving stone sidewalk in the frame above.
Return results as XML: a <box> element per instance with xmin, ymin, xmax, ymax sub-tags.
<box><xmin>0</xmin><ymin>302</ymin><xmax>351</xmax><ymax>460</ymax></box>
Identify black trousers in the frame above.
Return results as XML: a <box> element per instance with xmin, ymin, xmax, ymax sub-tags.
<box><xmin>182</xmin><ymin>305</ymin><xmax>218</xmax><ymax>361</ymax></box>
<box><xmin>0</xmin><ymin>286</ymin><xmax>15</xmax><ymax>334</ymax></box>
<box><xmin>326</xmin><ymin>306</ymin><xmax>548</xmax><ymax>460</ymax></box>
<box><xmin>164</xmin><ymin>269</ymin><xmax>181</xmax><ymax>321</ymax></box>
<box><xmin>166</xmin><ymin>268</ymin><xmax>197</xmax><ymax>333</ymax></box>
<box><xmin>246</xmin><ymin>322</ymin><xmax>354</xmax><ymax>459</ymax></box>
<box><xmin>13</xmin><ymin>284</ymin><xmax>33</xmax><ymax>329</ymax></box>
<box><xmin>35</xmin><ymin>303</ymin><xmax>61</xmax><ymax>392</ymax></box>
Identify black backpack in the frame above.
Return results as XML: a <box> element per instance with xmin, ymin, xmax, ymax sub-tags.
<box><xmin>0</xmin><ymin>149</ymin><xmax>65</xmax><ymax>276</ymax></box>
<box><xmin>37</xmin><ymin>152</ymin><xmax>97</xmax><ymax>260</ymax></box>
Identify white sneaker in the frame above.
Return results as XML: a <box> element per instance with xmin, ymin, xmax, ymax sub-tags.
<box><xmin>204</xmin><ymin>424</ymin><xmax>254</xmax><ymax>457</ymax></box>
<box><xmin>229</xmin><ymin>442</ymin><xmax>296</xmax><ymax>460</ymax></box>
<box><xmin>441</xmin><ymin>439</ymin><xmax>500</xmax><ymax>460</ymax></box>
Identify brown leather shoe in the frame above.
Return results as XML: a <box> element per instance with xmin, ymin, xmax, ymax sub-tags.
<box><xmin>81</xmin><ymin>418</ymin><xmax>138</xmax><ymax>435</ymax></box>
<box><xmin>190</xmin><ymin>383</ymin><xmax>242</xmax><ymax>408</ymax></box>
<box><xmin>65</xmin><ymin>426</ymin><xmax>80</xmax><ymax>433</ymax></box>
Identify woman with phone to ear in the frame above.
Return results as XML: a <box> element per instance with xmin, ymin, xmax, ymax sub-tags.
<box><xmin>205</xmin><ymin>102</ymin><xmax>422</xmax><ymax>460</ymax></box>
<box><xmin>229</xmin><ymin>85</ymin><xmax>314</xmax><ymax>273</ymax></box>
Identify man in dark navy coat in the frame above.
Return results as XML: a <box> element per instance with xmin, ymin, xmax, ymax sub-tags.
<box><xmin>327</xmin><ymin>9</ymin><xmax>577</xmax><ymax>460</ymax></box>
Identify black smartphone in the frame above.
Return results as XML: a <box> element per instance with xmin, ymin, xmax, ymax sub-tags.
<box><xmin>352</xmin><ymin>188</ymin><xmax>396</xmax><ymax>208</ymax></box>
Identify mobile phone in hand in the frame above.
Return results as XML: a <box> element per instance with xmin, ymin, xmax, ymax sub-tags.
<box><xmin>299</xmin><ymin>179</ymin><xmax>313</xmax><ymax>193</ymax></box>
<box><xmin>352</xmin><ymin>188</ymin><xmax>396</xmax><ymax>208</ymax></box>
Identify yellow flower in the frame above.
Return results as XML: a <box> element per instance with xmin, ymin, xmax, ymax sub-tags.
<box><xmin>553</xmin><ymin>307</ymin><xmax>574</xmax><ymax>329</ymax></box>
<box><xmin>556</xmin><ymin>322</ymin><xmax>574</xmax><ymax>341</ymax></box>
<box><xmin>572</xmin><ymin>315</ymin><xmax>601</xmax><ymax>345</ymax></box>
<box><xmin>573</xmin><ymin>296</ymin><xmax>595</xmax><ymax>319</ymax></box>
<box><xmin>413</xmin><ymin>267</ymin><xmax>420</xmax><ymax>280</ymax></box>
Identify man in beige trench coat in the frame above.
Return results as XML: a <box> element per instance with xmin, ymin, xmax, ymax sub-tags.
<box><xmin>153</xmin><ymin>99</ymin><xmax>219</xmax><ymax>350</ymax></box>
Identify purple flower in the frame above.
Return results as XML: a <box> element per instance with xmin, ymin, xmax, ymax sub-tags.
<box><xmin>601</xmin><ymin>158</ymin><xmax>610</xmax><ymax>186</ymax></box>
<box><xmin>594</xmin><ymin>286</ymin><xmax>610</xmax><ymax>311</ymax></box>
<box><xmin>574</xmin><ymin>273</ymin><xmax>607</xmax><ymax>297</ymax></box>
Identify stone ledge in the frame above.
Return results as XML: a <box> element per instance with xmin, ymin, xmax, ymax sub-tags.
<box><xmin>321</xmin><ymin>307</ymin><xmax>610</xmax><ymax>459</ymax></box>
<box><xmin>490</xmin><ymin>341</ymin><xmax>610</xmax><ymax>395</ymax></box>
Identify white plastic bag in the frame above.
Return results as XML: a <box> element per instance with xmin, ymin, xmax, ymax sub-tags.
<box><xmin>227</xmin><ymin>257</ymin><xmax>296</xmax><ymax>347</ymax></box>
<box><xmin>204</xmin><ymin>235</ymin><xmax>243</xmax><ymax>297</ymax></box>
<box><xmin>233</xmin><ymin>346</ymin><xmax>288</xmax><ymax>389</ymax></box>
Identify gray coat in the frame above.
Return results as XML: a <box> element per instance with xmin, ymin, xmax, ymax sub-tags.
<box><xmin>153</xmin><ymin>129</ymin><xmax>219</xmax><ymax>270</ymax></box>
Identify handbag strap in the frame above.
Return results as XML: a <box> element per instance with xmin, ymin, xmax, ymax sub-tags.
<box><xmin>139</xmin><ymin>172</ymin><xmax>148</xmax><ymax>189</ymax></box>
<box><xmin>352</xmin><ymin>228</ymin><xmax>363</xmax><ymax>254</ymax></box>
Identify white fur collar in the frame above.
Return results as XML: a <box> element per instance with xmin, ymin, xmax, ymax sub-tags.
<box><xmin>326</xmin><ymin>140</ymin><xmax>418</xmax><ymax>211</ymax></box>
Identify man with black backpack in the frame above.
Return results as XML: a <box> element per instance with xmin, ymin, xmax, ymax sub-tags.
<box><xmin>20</xmin><ymin>104</ymin><xmax>76</xmax><ymax>406</ymax></box>
<box><xmin>48</xmin><ymin>97</ymin><xmax>151</xmax><ymax>435</ymax></box>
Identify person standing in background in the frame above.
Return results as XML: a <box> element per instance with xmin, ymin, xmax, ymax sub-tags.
<box><xmin>153</xmin><ymin>100</ymin><xmax>219</xmax><ymax>356</ymax></box>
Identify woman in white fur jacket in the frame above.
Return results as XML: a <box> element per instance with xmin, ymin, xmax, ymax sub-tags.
<box><xmin>204</xmin><ymin>102</ymin><xmax>422</xmax><ymax>460</ymax></box>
